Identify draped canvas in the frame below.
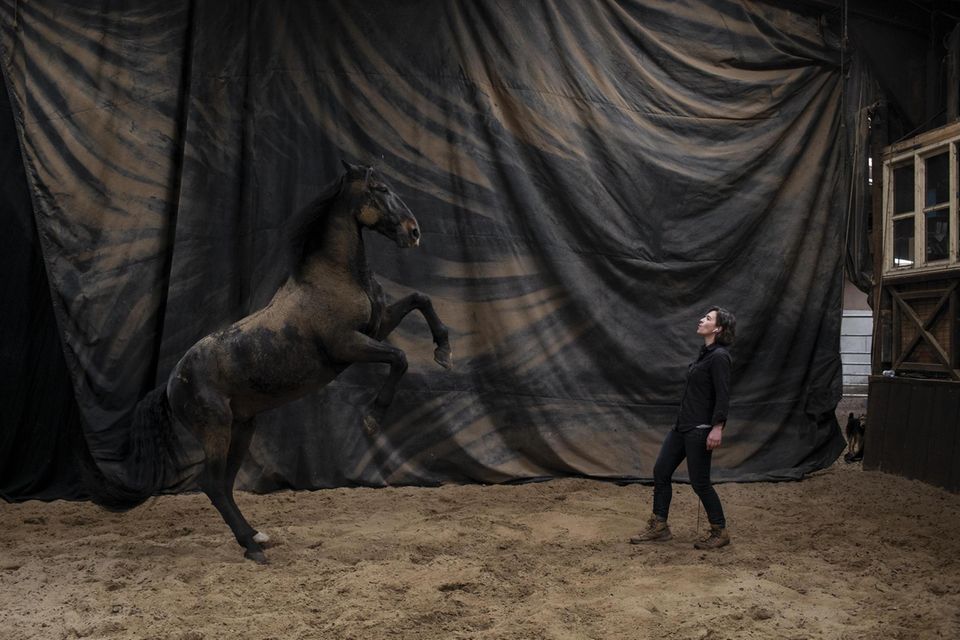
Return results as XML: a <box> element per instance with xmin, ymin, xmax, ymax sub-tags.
<box><xmin>1</xmin><ymin>0</ymin><xmax>846</xmax><ymax>499</ymax></box>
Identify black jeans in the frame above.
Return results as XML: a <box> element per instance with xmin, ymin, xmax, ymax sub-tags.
<box><xmin>652</xmin><ymin>427</ymin><xmax>726</xmax><ymax>527</ymax></box>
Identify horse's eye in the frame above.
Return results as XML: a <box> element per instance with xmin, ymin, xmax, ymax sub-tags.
<box><xmin>373</xmin><ymin>185</ymin><xmax>388</xmax><ymax>193</ymax></box>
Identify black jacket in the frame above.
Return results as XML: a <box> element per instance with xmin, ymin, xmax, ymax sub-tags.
<box><xmin>674</xmin><ymin>343</ymin><xmax>731</xmax><ymax>431</ymax></box>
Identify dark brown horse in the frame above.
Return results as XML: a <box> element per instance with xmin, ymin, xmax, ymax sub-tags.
<box><xmin>85</xmin><ymin>162</ymin><xmax>452</xmax><ymax>563</ymax></box>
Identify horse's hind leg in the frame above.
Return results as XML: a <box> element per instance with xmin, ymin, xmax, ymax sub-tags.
<box><xmin>224</xmin><ymin>420</ymin><xmax>271</xmax><ymax>547</ymax></box>
<box><xmin>169</xmin><ymin>354</ymin><xmax>266</xmax><ymax>562</ymax></box>
<box><xmin>191</xmin><ymin>411</ymin><xmax>266</xmax><ymax>563</ymax></box>
<box><xmin>377</xmin><ymin>293</ymin><xmax>452</xmax><ymax>369</ymax></box>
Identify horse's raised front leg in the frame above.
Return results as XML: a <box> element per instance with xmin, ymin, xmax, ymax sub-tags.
<box><xmin>376</xmin><ymin>292</ymin><xmax>453</xmax><ymax>369</ymax></box>
<box><xmin>328</xmin><ymin>331</ymin><xmax>408</xmax><ymax>434</ymax></box>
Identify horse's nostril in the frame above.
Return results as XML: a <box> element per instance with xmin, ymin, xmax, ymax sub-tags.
<box><xmin>411</xmin><ymin>227</ymin><xmax>420</xmax><ymax>240</ymax></box>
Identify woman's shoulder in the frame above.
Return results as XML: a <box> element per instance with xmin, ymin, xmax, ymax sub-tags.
<box><xmin>711</xmin><ymin>345</ymin><xmax>732</xmax><ymax>362</ymax></box>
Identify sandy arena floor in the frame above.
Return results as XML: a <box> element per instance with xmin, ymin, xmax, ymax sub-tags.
<box><xmin>2</xmin><ymin>458</ymin><xmax>959</xmax><ymax>640</ymax></box>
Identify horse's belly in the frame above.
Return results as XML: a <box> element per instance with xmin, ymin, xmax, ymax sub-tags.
<box><xmin>227</xmin><ymin>349</ymin><xmax>340</xmax><ymax>419</ymax></box>
<box><xmin>230</xmin><ymin>367</ymin><xmax>339</xmax><ymax>420</ymax></box>
<box><xmin>242</xmin><ymin>349</ymin><xmax>331</xmax><ymax>392</ymax></box>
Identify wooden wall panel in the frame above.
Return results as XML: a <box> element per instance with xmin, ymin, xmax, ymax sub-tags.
<box><xmin>864</xmin><ymin>380</ymin><xmax>888</xmax><ymax>471</ymax></box>
<box><xmin>867</xmin><ymin>377</ymin><xmax>960</xmax><ymax>492</ymax></box>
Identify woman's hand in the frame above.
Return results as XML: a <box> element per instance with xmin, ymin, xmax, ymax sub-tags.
<box><xmin>706</xmin><ymin>425</ymin><xmax>723</xmax><ymax>450</ymax></box>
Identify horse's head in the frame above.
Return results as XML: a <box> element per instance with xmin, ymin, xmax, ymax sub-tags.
<box><xmin>342</xmin><ymin>161</ymin><xmax>420</xmax><ymax>248</ymax></box>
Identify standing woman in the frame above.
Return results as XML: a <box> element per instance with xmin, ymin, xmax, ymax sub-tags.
<box><xmin>631</xmin><ymin>306</ymin><xmax>736</xmax><ymax>549</ymax></box>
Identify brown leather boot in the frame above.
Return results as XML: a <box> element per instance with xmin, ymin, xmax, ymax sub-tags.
<box><xmin>630</xmin><ymin>514</ymin><xmax>672</xmax><ymax>543</ymax></box>
<box><xmin>694</xmin><ymin>525</ymin><xmax>730</xmax><ymax>549</ymax></box>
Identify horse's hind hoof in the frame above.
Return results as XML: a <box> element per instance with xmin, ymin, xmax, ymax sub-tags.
<box><xmin>244</xmin><ymin>549</ymin><xmax>269</xmax><ymax>565</ymax></box>
<box><xmin>434</xmin><ymin>346</ymin><xmax>453</xmax><ymax>369</ymax></box>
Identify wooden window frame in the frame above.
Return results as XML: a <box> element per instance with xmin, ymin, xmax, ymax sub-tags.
<box><xmin>882</xmin><ymin>122</ymin><xmax>960</xmax><ymax>279</ymax></box>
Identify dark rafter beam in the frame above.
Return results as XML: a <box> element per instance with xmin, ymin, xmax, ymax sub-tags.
<box><xmin>791</xmin><ymin>0</ymin><xmax>957</xmax><ymax>35</ymax></box>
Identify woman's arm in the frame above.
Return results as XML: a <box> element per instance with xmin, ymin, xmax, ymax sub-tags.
<box><xmin>710</xmin><ymin>351</ymin><xmax>731</xmax><ymax>427</ymax></box>
<box><xmin>707</xmin><ymin>352</ymin><xmax>731</xmax><ymax>450</ymax></box>
<box><xmin>707</xmin><ymin>424</ymin><xmax>723</xmax><ymax>450</ymax></box>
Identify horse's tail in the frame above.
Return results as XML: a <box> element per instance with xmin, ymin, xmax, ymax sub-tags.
<box><xmin>77</xmin><ymin>385</ymin><xmax>186</xmax><ymax>512</ymax></box>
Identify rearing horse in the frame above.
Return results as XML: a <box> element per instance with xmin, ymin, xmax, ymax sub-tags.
<box><xmin>84</xmin><ymin>161</ymin><xmax>453</xmax><ymax>563</ymax></box>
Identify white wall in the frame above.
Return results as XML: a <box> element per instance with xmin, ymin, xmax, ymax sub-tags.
<box><xmin>841</xmin><ymin>279</ymin><xmax>872</xmax><ymax>395</ymax></box>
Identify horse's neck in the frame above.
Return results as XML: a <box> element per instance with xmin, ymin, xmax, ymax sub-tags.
<box><xmin>302</xmin><ymin>207</ymin><xmax>370</xmax><ymax>284</ymax></box>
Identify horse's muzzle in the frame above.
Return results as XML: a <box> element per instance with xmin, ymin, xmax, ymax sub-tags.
<box><xmin>399</xmin><ymin>220</ymin><xmax>420</xmax><ymax>248</ymax></box>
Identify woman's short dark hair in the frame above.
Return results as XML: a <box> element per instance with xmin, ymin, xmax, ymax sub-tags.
<box><xmin>709</xmin><ymin>306</ymin><xmax>736</xmax><ymax>346</ymax></box>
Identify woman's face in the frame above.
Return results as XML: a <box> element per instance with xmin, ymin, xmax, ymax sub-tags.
<box><xmin>697</xmin><ymin>310</ymin><xmax>719</xmax><ymax>338</ymax></box>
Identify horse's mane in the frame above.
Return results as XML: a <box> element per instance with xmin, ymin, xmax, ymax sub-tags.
<box><xmin>286</xmin><ymin>172</ymin><xmax>347</xmax><ymax>275</ymax></box>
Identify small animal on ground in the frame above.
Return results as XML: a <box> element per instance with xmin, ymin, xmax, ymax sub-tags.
<box><xmin>844</xmin><ymin>412</ymin><xmax>866</xmax><ymax>463</ymax></box>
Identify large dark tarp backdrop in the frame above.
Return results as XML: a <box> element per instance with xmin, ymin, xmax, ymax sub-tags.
<box><xmin>1</xmin><ymin>0</ymin><xmax>848</xmax><ymax>500</ymax></box>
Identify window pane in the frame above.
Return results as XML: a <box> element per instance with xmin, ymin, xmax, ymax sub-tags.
<box><xmin>925</xmin><ymin>152</ymin><xmax>949</xmax><ymax>206</ymax></box>
<box><xmin>893</xmin><ymin>218</ymin><xmax>914</xmax><ymax>267</ymax></box>
<box><xmin>894</xmin><ymin>164</ymin><xmax>914</xmax><ymax>213</ymax></box>
<box><xmin>926</xmin><ymin>209</ymin><xmax>950</xmax><ymax>261</ymax></box>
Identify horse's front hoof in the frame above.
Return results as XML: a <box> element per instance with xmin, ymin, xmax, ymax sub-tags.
<box><xmin>434</xmin><ymin>346</ymin><xmax>453</xmax><ymax>369</ymax></box>
<box><xmin>244</xmin><ymin>549</ymin><xmax>269</xmax><ymax>565</ymax></box>
<box><xmin>363</xmin><ymin>414</ymin><xmax>380</xmax><ymax>435</ymax></box>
